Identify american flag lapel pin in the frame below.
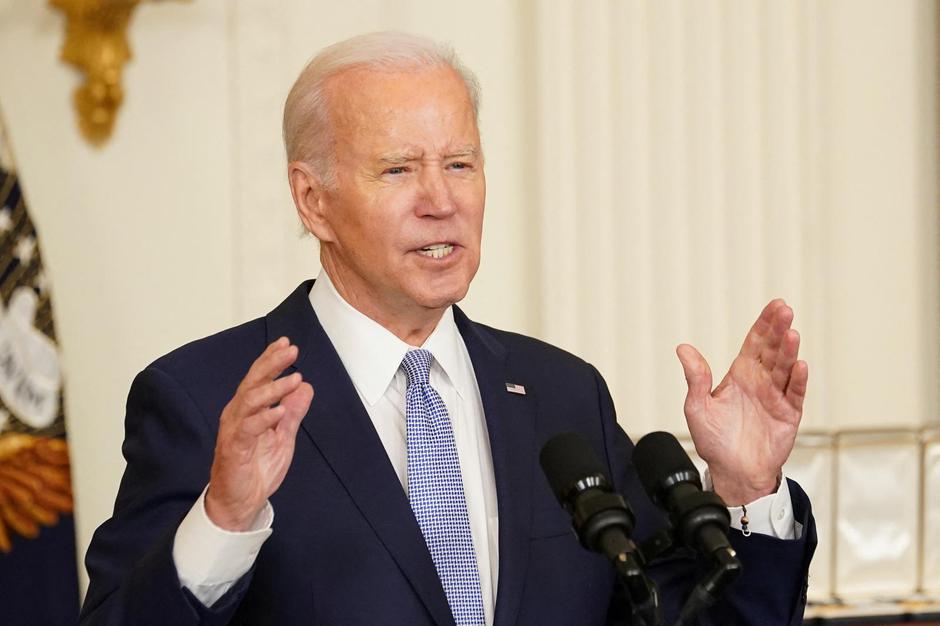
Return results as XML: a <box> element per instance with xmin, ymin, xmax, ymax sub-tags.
<box><xmin>505</xmin><ymin>382</ymin><xmax>526</xmax><ymax>395</ymax></box>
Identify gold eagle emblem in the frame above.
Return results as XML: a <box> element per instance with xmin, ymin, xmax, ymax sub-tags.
<box><xmin>0</xmin><ymin>433</ymin><xmax>73</xmax><ymax>553</ymax></box>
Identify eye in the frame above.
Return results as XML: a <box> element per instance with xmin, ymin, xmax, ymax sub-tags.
<box><xmin>448</xmin><ymin>161</ymin><xmax>471</xmax><ymax>171</ymax></box>
<box><xmin>384</xmin><ymin>166</ymin><xmax>408</xmax><ymax>175</ymax></box>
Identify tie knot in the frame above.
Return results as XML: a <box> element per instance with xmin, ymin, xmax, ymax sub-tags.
<box><xmin>401</xmin><ymin>349</ymin><xmax>433</xmax><ymax>386</ymax></box>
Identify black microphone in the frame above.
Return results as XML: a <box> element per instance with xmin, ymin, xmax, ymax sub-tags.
<box><xmin>633</xmin><ymin>431</ymin><xmax>734</xmax><ymax>558</ymax></box>
<box><xmin>633</xmin><ymin>431</ymin><xmax>741</xmax><ymax>625</ymax></box>
<box><xmin>539</xmin><ymin>432</ymin><xmax>637</xmax><ymax>557</ymax></box>
<box><xmin>540</xmin><ymin>432</ymin><xmax>660</xmax><ymax>626</ymax></box>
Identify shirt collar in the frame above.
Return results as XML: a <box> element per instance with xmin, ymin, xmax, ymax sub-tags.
<box><xmin>309</xmin><ymin>270</ymin><xmax>473</xmax><ymax>406</ymax></box>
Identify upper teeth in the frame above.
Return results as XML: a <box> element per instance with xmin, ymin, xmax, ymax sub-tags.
<box><xmin>419</xmin><ymin>244</ymin><xmax>454</xmax><ymax>259</ymax></box>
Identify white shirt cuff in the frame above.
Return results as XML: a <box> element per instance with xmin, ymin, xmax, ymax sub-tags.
<box><xmin>702</xmin><ymin>469</ymin><xmax>798</xmax><ymax>540</ymax></box>
<box><xmin>172</xmin><ymin>485</ymin><xmax>274</xmax><ymax>607</ymax></box>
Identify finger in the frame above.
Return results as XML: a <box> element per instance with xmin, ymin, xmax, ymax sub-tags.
<box><xmin>771</xmin><ymin>329</ymin><xmax>801</xmax><ymax>391</ymax></box>
<box><xmin>239</xmin><ymin>404</ymin><xmax>288</xmax><ymax>437</ymax></box>
<box><xmin>240</xmin><ymin>372</ymin><xmax>303</xmax><ymax>413</ymax></box>
<box><xmin>241</xmin><ymin>338</ymin><xmax>297</xmax><ymax>388</ymax></box>
<box><xmin>740</xmin><ymin>299</ymin><xmax>786</xmax><ymax>358</ymax></box>
<box><xmin>280</xmin><ymin>382</ymin><xmax>314</xmax><ymax>424</ymax></box>
<box><xmin>276</xmin><ymin>382</ymin><xmax>314</xmax><ymax>439</ymax></box>
<box><xmin>241</xmin><ymin>340</ymin><xmax>297</xmax><ymax>388</ymax></box>
<box><xmin>758</xmin><ymin>304</ymin><xmax>793</xmax><ymax>370</ymax></box>
<box><xmin>785</xmin><ymin>360</ymin><xmax>809</xmax><ymax>411</ymax></box>
<box><xmin>676</xmin><ymin>344</ymin><xmax>713</xmax><ymax>411</ymax></box>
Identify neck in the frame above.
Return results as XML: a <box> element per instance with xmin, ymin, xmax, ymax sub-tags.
<box><xmin>321</xmin><ymin>262</ymin><xmax>445</xmax><ymax>347</ymax></box>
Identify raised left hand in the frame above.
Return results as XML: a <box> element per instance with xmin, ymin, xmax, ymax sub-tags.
<box><xmin>676</xmin><ymin>299</ymin><xmax>808</xmax><ymax>506</ymax></box>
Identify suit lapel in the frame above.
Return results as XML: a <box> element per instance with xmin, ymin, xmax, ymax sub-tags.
<box><xmin>266</xmin><ymin>282</ymin><xmax>455</xmax><ymax>626</ymax></box>
<box><xmin>455</xmin><ymin>308</ymin><xmax>536</xmax><ymax>626</ymax></box>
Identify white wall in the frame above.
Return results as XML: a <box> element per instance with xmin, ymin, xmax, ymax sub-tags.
<box><xmin>0</xmin><ymin>0</ymin><xmax>236</xmax><ymax>592</ymax></box>
<box><xmin>0</xmin><ymin>0</ymin><xmax>936</xmax><ymax>600</ymax></box>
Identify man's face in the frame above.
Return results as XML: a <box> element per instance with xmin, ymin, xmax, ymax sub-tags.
<box><xmin>312</xmin><ymin>65</ymin><xmax>485</xmax><ymax>325</ymax></box>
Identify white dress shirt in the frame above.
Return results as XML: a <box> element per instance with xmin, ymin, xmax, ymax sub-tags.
<box><xmin>172</xmin><ymin>271</ymin><xmax>796</xmax><ymax>613</ymax></box>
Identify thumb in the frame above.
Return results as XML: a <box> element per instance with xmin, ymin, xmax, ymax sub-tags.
<box><xmin>676</xmin><ymin>343</ymin><xmax>713</xmax><ymax>410</ymax></box>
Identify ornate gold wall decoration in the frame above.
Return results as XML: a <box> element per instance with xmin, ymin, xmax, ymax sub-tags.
<box><xmin>0</xmin><ymin>434</ymin><xmax>73</xmax><ymax>553</ymax></box>
<box><xmin>50</xmin><ymin>0</ymin><xmax>141</xmax><ymax>147</ymax></box>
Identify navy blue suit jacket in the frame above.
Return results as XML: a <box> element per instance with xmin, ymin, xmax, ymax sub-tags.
<box><xmin>80</xmin><ymin>281</ymin><xmax>815</xmax><ymax>625</ymax></box>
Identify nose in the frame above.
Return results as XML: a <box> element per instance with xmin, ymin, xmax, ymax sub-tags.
<box><xmin>416</xmin><ymin>166</ymin><xmax>457</xmax><ymax>218</ymax></box>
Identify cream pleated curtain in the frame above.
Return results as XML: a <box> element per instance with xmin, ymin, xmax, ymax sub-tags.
<box><xmin>527</xmin><ymin>1</ymin><xmax>938</xmax><ymax>603</ymax></box>
<box><xmin>531</xmin><ymin>0</ymin><xmax>937</xmax><ymax>438</ymax></box>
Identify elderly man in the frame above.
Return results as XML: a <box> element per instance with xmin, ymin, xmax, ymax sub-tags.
<box><xmin>80</xmin><ymin>32</ymin><xmax>814</xmax><ymax>625</ymax></box>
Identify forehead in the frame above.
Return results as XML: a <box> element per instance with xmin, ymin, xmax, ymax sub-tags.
<box><xmin>324</xmin><ymin>65</ymin><xmax>480</xmax><ymax>156</ymax></box>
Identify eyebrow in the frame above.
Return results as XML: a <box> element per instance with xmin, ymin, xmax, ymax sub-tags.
<box><xmin>445</xmin><ymin>147</ymin><xmax>480</xmax><ymax>160</ymax></box>
<box><xmin>376</xmin><ymin>146</ymin><xmax>480</xmax><ymax>165</ymax></box>
<box><xmin>378</xmin><ymin>152</ymin><xmax>421</xmax><ymax>165</ymax></box>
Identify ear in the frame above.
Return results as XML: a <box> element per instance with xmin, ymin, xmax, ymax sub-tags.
<box><xmin>288</xmin><ymin>161</ymin><xmax>336</xmax><ymax>242</ymax></box>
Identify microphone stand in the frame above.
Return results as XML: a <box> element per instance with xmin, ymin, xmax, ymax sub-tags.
<box><xmin>599</xmin><ymin>530</ymin><xmax>661</xmax><ymax>626</ymax></box>
<box><xmin>570</xmin><ymin>486</ymin><xmax>662</xmax><ymax>626</ymax></box>
<box><xmin>668</xmin><ymin>489</ymin><xmax>743</xmax><ymax>625</ymax></box>
<box><xmin>638</xmin><ymin>517</ymin><xmax>742</xmax><ymax>626</ymax></box>
<box><xmin>673</xmin><ymin>544</ymin><xmax>741</xmax><ymax>626</ymax></box>
<box><xmin>614</xmin><ymin>552</ymin><xmax>661</xmax><ymax>626</ymax></box>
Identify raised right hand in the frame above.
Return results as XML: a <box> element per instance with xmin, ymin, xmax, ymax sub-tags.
<box><xmin>205</xmin><ymin>337</ymin><xmax>314</xmax><ymax>531</ymax></box>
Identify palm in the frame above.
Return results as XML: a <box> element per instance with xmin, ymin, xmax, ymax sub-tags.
<box><xmin>677</xmin><ymin>300</ymin><xmax>808</xmax><ymax>504</ymax></box>
<box><xmin>249</xmin><ymin>395</ymin><xmax>307</xmax><ymax>497</ymax></box>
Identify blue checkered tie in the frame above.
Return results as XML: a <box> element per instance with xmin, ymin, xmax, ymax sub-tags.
<box><xmin>402</xmin><ymin>349</ymin><xmax>485</xmax><ymax>626</ymax></box>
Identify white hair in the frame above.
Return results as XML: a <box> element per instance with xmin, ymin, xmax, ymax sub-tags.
<box><xmin>282</xmin><ymin>31</ymin><xmax>482</xmax><ymax>185</ymax></box>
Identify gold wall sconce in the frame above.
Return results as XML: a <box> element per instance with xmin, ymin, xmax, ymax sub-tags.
<box><xmin>51</xmin><ymin>0</ymin><xmax>183</xmax><ymax>147</ymax></box>
<box><xmin>51</xmin><ymin>0</ymin><xmax>138</xmax><ymax>147</ymax></box>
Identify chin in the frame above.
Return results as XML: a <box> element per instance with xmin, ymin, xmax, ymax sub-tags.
<box><xmin>416</xmin><ymin>287</ymin><xmax>467</xmax><ymax>310</ymax></box>
<box><xmin>410</xmin><ymin>277</ymin><xmax>472</xmax><ymax>311</ymax></box>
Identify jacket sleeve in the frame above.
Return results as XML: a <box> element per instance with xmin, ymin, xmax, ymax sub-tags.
<box><xmin>79</xmin><ymin>367</ymin><xmax>254</xmax><ymax>625</ymax></box>
<box><xmin>592</xmin><ymin>366</ymin><xmax>817</xmax><ymax>626</ymax></box>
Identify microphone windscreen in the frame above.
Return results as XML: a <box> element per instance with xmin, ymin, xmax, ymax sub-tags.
<box><xmin>539</xmin><ymin>432</ymin><xmax>608</xmax><ymax>504</ymax></box>
<box><xmin>633</xmin><ymin>431</ymin><xmax>699</xmax><ymax>500</ymax></box>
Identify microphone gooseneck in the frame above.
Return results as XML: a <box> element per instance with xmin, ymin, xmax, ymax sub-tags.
<box><xmin>540</xmin><ymin>432</ymin><xmax>660</xmax><ymax>626</ymax></box>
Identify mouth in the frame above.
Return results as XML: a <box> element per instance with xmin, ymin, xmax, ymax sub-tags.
<box><xmin>416</xmin><ymin>243</ymin><xmax>456</xmax><ymax>259</ymax></box>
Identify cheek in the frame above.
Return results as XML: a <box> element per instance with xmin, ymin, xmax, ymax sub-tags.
<box><xmin>454</xmin><ymin>190</ymin><xmax>485</xmax><ymax>228</ymax></box>
<box><xmin>344</xmin><ymin>200</ymin><xmax>402</xmax><ymax>251</ymax></box>
<box><xmin>367</xmin><ymin>191</ymin><xmax>420</xmax><ymax>234</ymax></box>
<box><xmin>466</xmin><ymin>206</ymin><xmax>485</xmax><ymax>248</ymax></box>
